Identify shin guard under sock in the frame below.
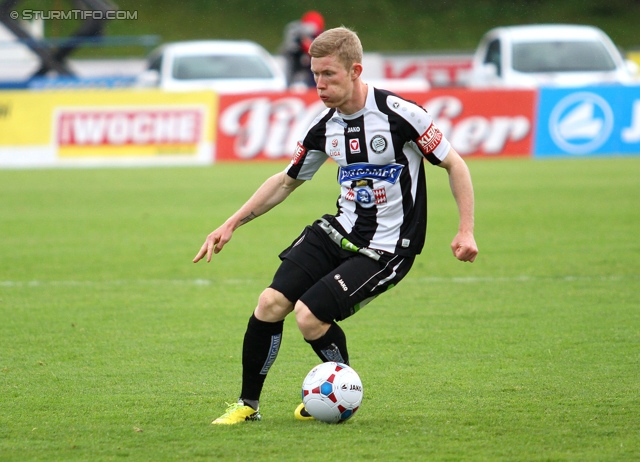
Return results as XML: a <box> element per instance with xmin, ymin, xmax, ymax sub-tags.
<box><xmin>305</xmin><ymin>322</ymin><xmax>349</xmax><ymax>365</ymax></box>
<box><xmin>240</xmin><ymin>314</ymin><xmax>284</xmax><ymax>403</ymax></box>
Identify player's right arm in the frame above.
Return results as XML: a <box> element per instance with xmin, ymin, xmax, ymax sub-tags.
<box><xmin>193</xmin><ymin>171</ymin><xmax>304</xmax><ymax>263</ymax></box>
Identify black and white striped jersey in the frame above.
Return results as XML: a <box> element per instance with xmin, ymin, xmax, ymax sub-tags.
<box><xmin>285</xmin><ymin>85</ymin><xmax>451</xmax><ymax>256</ymax></box>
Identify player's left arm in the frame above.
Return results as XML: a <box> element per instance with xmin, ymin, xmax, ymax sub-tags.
<box><xmin>437</xmin><ymin>147</ymin><xmax>479</xmax><ymax>263</ymax></box>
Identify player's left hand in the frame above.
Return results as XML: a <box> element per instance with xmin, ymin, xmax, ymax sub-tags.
<box><xmin>193</xmin><ymin>225</ymin><xmax>233</xmax><ymax>263</ymax></box>
<box><xmin>451</xmin><ymin>233</ymin><xmax>478</xmax><ymax>263</ymax></box>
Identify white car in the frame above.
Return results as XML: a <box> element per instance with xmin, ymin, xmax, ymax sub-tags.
<box><xmin>137</xmin><ymin>40</ymin><xmax>287</xmax><ymax>93</ymax></box>
<box><xmin>469</xmin><ymin>24</ymin><xmax>638</xmax><ymax>88</ymax></box>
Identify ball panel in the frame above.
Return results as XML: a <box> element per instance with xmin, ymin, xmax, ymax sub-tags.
<box><xmin>320</xmin><ymin>381</ymin><xmax>333</xmax><ymax>396</ymax></box>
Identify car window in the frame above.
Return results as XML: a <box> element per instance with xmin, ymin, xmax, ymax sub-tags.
<box><xmin>484</xmin><ymin>39</ymin><xmax>501</xmax><ymax>76</ymax></box>
<box><xmin>512</xmin><ymin>41</ymin><xmax>617</xmax><ymax>73</ymax></box>
<box><xmin>148</xmin><ymin>54</ymin><xmax>162</xmax><ymax>72</ymax></box>
<box><xmin>172</xmin><ymin>54</ymin><xmax>275</xmax><ymax>80</ymax></box>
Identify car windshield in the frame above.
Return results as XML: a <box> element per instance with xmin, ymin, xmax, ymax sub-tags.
<box><xmin>172</xmin><ymin>54</ymin><xmax>274</xmax><ymax>80</ymax></box>
<box><xmin>512</xmin><ymin>41</ymin><xmax>617</xmax><ymax>73</ymax></box>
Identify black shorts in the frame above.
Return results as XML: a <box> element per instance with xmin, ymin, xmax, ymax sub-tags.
<box><xmin>269</xmin><ymin>221</ymin><xmax>415</xmax><ymax>323</ymax></box>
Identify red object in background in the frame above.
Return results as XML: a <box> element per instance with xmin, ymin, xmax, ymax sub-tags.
<box><xmin>407</xmin><ymin>88</ymin><xmax>535</xmax><ymax>158</ymax></box>
<box><xmin>215</xmin><ymin>88</ymin><xmax>536</xmax><ymax>162</ymax></box>
<box><xmin>383</xmin><ymin>56</ymin><xmax>473</xmax><ymax>87</ymax></box>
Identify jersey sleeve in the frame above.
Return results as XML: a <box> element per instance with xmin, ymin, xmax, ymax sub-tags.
<box><xmin>284</xmin><ymin>141</ymin><xmax>327</xmax><ymax>180</ymax></box>
<box><xmin>386</xmin><ymin>94</ymin><xmax>451</xmax><ymax>165</ymax></box>
<box><xmin>284</xmin><ymin>108</ymin><xmax>332</xmax><ymax>180</ymax></box>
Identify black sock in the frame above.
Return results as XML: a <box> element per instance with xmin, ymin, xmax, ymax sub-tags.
<box><xmin>305</xmin><ymin>322</ymin><xmax>349</xmax><ymax>365</ymax></box>
<box><xmin>240</xmin><ymin>314</ymin><xmax>284</xmax><ymax>403</ymax></box>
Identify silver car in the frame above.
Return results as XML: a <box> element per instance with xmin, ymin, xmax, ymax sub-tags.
<box><xmin>469</xmin><ymin>24</ymin><xmax>638</xmax><ymax>88</ymax></box>
<box><xmin>137</xmin><ymin>40</ymin><xmax>287</xmax><ymax>93</ymax></box>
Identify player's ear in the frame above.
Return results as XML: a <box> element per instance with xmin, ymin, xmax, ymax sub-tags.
<box><xmin>351</xmin><ymin>62</ymin><xmax>363</xmax><ymax>80</ymax></box>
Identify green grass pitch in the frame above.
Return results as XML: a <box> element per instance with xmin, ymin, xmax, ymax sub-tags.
<box><xmin>1</xmin><ymin>157</ymin><xmax>639</xmax><ymax>461</ymax></box>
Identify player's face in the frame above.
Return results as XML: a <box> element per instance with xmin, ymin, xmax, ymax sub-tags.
<box><xmin>311</xmin><ymin>54</ymin><xmax>355</xmax><ymax>112</ymax></box>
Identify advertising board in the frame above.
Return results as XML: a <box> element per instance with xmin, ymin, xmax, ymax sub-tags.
<box><xmin>216</xmin><ymin>88</ymin><xmax>536</xmax><ymax>162</ymax></box>
<box><xmin>0</xmin><ymin>89</ymin><xmax>216</xmax><ymax>167</ymax></box>
<box><xmin>382</xmin><ymin>54</ymin><xmax>473</xmax><ymax>87</ymax></box>
<box><xmin>535</xmin><ymin>85</ymin><xmax>640</xmax><ymax>157</ymax></box>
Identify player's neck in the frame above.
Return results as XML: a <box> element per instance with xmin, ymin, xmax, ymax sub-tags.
<box><xmin>337</xmin><ymin>81</ymin><xmax>368</xmax><ymax>116</ymax></box>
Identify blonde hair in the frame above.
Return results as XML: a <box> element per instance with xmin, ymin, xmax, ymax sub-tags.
<box><xmin>309</xmin><ymin>26</ymin><xmax>363</xmax><ymax>70</ymax></box>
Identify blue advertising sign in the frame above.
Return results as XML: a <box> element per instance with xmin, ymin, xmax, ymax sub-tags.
<box><xmin>535</xmin><ymin>85</ymin><xmax>640</xmax><ymax>157</ymax></box>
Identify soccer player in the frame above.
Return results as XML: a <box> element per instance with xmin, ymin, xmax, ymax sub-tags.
<box><xmin>194</xmin><ymin>26</ymin><xmax>478</xmax><ymax>424</ymax></box>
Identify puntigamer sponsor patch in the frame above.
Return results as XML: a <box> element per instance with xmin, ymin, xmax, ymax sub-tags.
<box><xmin>337</xmin><ymin>163</ymin><xmax>404</xmax><ymax>184</ymax></box>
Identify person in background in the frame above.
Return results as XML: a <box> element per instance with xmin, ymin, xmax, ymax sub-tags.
<box><xmin>279</xmin><ymin>10</ymin><xmax>325</xmax><ymax>88</ymax></box>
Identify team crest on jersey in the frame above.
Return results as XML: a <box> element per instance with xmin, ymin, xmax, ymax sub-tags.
<box><xmin>349</xmin><ymin>139</ymin><xmax>361</xmax><ymax>154</ymax></box>
<box><xmin>292</xmin><ymin>142</ymin><xmax>307</xmax><ymax>165</ymax></box>
<box><xmin>370</xmin><ymin>135</ymin><xmax>387</xmax><ymax>154</ymax></box>
<box><xmin>416</xmin><ymin>122</ymin><xmax>443</xmax><ymax>155</ymax></box>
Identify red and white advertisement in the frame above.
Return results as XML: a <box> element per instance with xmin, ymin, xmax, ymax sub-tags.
<box><xmin>383</xmin><ymin>54</ymin><xmax>473</xmax><ymax>87</ymax></box>
<box><xmin>415</xmin><ymin>88</ymin><xmax>535</xmax><ymax>158</ymax></box>
<box><xmin>57</xmin><ymin>109</ymin><xmax>202</xmax><ymax>147</ymax></box>
<box><xmin>216</xmin><ymin>88</ymin><xmax>536</xmax><ymax>162</ymax></box>
<box><xmin>216</xmin><ymin>91</ymin><xmax>326</xmax><ymax>162</ymax></box>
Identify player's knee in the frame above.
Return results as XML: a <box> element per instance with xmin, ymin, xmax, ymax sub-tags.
<box><xmin>294</xmin><ymin>301</ymin><xmax>329</xmax><ymax>340</ymax></box>
<box><xmin>255</xmin><ymin>288</ymin><xmax>293</xmax><ymax>322</ymax></box>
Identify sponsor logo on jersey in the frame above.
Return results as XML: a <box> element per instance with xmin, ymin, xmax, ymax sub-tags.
<box><xmin>292</xmin><ymin>141</ymin><xmax>307</xmax><ymax>165</ymax></box>
<box><xmin>338</xmin><ymin>163</ymin><xmax>403</xmax><ymax>184</ymax></box>
<box><xmin>349</xmin><ymin>138</ymin><xmax>361</xmax><ymax>154</ymax></box>
<box><xmin>345</xmin><ymin>185</ymin><xmax>387</xmax><ymax>207</ymax></box>
<box><xmin>370</xmin><ymin>135</ymin><xmax>387</xmax><ymax>154</ymax></box>
<box><xmin>347</xmin><ymin>126</ymin><xmax>361</xmax><ymax>133</ymax></box>
<box><xmin>416</xmin><ymin>122</ymin><xmax>443</xmax><ymax>154</ymax></box>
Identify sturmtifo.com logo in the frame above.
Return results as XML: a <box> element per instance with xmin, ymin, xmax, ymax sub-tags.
<box><xmin>549</xmin><ymin>92</ymin><xmax>614</xmax><ymax>154</ymax></box>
